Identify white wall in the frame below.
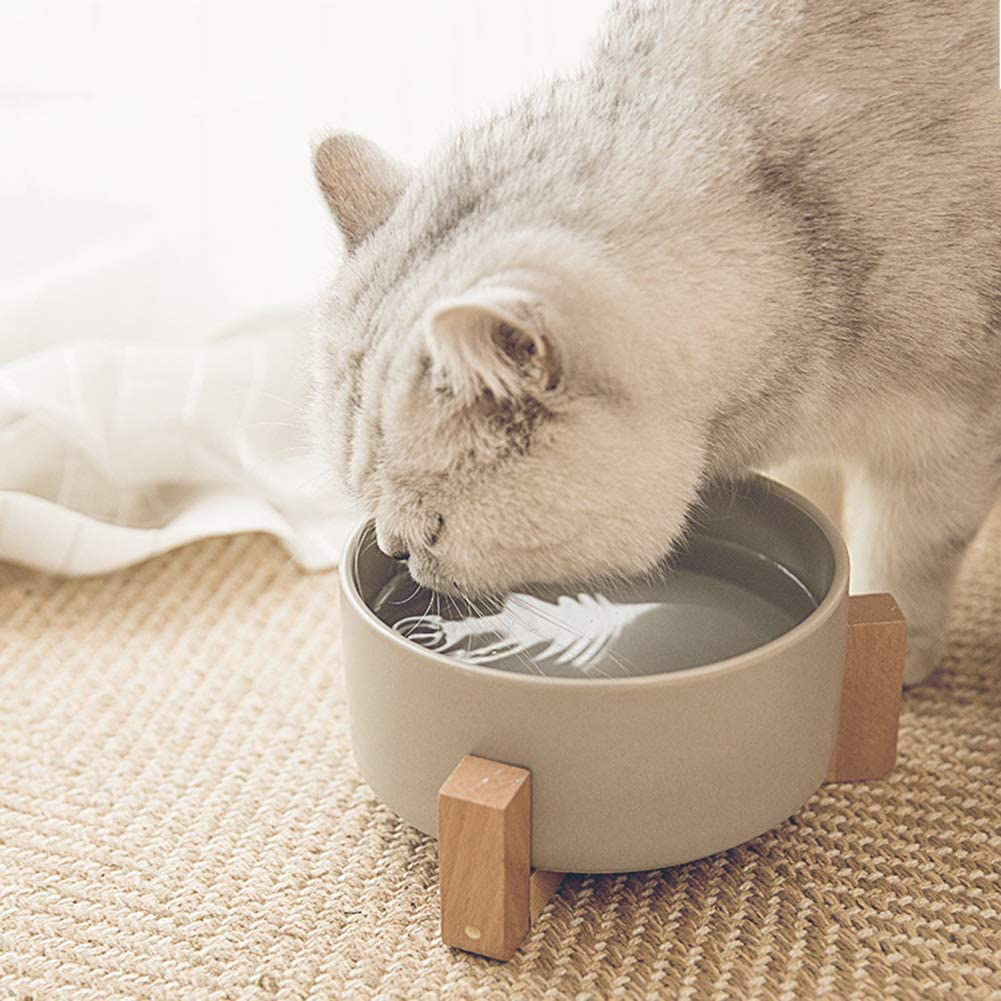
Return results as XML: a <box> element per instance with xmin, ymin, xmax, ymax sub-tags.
<box><xmin>0</xmin><ymin>1</ymin><xmax>608</xmax><ymax>352</ymax></box>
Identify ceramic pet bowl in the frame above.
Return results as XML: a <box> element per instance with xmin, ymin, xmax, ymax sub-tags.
<box><xmin>339</xmin><ymin>474</ymin><xmax>854</xmax><ymax>874</ymax></box>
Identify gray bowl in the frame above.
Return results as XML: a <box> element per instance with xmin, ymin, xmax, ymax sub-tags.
<box><xmin>339</xmin><ymin>475</ymin><xmax>849</xmax><ymax>873</ymax></box>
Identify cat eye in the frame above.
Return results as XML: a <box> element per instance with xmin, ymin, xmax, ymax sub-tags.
<box><xmin>428</xmin><ymin>513</ymin><xmax>445</xmax><ymax>547</ymax></box>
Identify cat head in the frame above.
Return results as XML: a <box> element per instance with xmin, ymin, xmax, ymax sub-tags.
<box><xmin>312</xmin><ymin>132</ymin><xmax>708</xmax><ymax>596</ymax></box>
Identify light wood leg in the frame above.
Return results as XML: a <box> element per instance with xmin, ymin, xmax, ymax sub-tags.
<box><xmin>438</xmin><ymin>755</ymin><xmax>565</xmax><ymax>961</ymax></box>
<box><xmin>437</xmin><ymin>597</ymin><xmax>903</xmax><ymax>959</ymax></box>
<box><xmin>825</xmin><ymin>593</ymin><xmax>907</xmax><ymax>782</ymax></box>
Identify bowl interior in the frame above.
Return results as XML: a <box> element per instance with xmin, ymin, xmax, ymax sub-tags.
<box><xmin>349</xmin><ymin>478</ymin><xmax>839</xmax><ymax>679</ymax></box>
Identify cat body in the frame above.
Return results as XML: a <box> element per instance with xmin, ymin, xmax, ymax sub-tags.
<box><xmin>313</xmin><ymin>0</ymin><xmax>1001</xmax><ymax>684</ymax></box>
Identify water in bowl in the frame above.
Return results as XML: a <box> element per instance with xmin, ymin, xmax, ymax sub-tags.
<box><xmin>369</xmin><ymin>535</ymin><xmax>818</xmax><ymax>679</ymax></box>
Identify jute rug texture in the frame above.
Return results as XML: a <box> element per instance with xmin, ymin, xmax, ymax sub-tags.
<box><xmin>1</xmin><ymin>512</ymin><xmax>999</xmax><ymax>999</ymax></box>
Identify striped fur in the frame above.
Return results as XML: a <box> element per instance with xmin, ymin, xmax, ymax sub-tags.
<box><xmin>312</xmin><ymin>0</ymin><xmax>1001</xmax><ymax>684</ymax></box>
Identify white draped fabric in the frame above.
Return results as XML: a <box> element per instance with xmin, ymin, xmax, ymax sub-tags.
<box><xmin>0</xmin><ymin>0</ymin><xmax>605</xmax><ymax>574</ymax></box>
<box><xmin>0</xmin><ymin>311</ymin><xmax>357</xmax><ymax>575</ymax></box>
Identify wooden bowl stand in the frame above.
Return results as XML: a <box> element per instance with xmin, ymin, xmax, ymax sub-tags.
<box><xmin>436</xmin><ymin>593</ymin><xmax>907</xmax><ymax>961</ymax></box>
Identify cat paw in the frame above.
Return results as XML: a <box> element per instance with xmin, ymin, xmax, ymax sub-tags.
<box><xmin>902</xmin><ymin>633</ymin><xmax>943</xmax><ymax>687</ymax></box>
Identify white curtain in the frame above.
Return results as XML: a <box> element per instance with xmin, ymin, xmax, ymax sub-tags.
<box><xmin>0</xmin><ymin>0</ymin><xmax>607</xmax><ymax>574</ymax></box>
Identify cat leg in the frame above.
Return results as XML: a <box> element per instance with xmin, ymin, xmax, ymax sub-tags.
<box><xmin>843</xmin><ymin>457</ymin><xmax>996</xmax><ymax>686</ymax></box>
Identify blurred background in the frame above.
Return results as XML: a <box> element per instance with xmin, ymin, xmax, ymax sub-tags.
<box><xmin>0</xmin><ymin>0</ymin><xmax>607</xmax><ymax>574</ymax></box>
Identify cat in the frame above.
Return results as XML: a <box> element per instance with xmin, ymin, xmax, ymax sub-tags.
<box><xmin>311</xmin><ymin>0</ymin><xmax>1000</xmax><ymax>686</ymax></box>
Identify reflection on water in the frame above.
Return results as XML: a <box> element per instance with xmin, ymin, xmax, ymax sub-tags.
<box><xmin>368</xmin><ymin>536</ymin><xmax>818</xmax><ymax>679</ymax></box>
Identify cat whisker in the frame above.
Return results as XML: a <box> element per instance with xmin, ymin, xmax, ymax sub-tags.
<box><xmin>242</xmin><ymin>388</ymin><xmax>303</xmax><ymax>409</ymax></box>
<box><xmin>463</xmin><ymin>589</ymin><xmax>542</xmax><ymax>675</ymax></box>
<box><xmin>248</xmin><ymin>419</ymin><xmax>308</xmax><ymax>431</ymax></box>
<box><xmin>505</xmin><ymin>592</ymin><xmax>640</xmax><ymax>678</ymax></box>
<box><xmin>498</xmin><ymin>595</ymin><xmax>595</xmax><ymax>673</ymax></box>
<box><xmin>386</xmin><ymin>579</ymin><xmax>424</xmax><ymax>605</ymax></box>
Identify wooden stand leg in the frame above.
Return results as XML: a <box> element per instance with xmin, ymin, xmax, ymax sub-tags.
<box><xmin>438</xmin><ymin>755</ymin><xmax>565</xmax><ymax>961</ymax></box>
<box><xmin>825</xmin><ymin>593</ymin><xmax>907</xmax><ymax>782</ymax></box>
<box><xmin>436</xmin><ymin>597</ymin><xmax>904</xmax><ymax>958</ymax></box>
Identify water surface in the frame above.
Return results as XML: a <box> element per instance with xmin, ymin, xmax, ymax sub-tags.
<box><xmin>369</xmin><ymin>536</ymin><xmax>817</xmax><ymax>679</ymax></box>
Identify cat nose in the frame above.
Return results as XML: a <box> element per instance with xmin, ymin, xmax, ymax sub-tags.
<box><xmin>375</xmin><ymin>524</ymin><xmax>410</xmax><ymax>562</ymax></box>
<box><xmin>377</xmin><ymin>538</ymin><xmax>410</xmax><ymax>561</ymax></box>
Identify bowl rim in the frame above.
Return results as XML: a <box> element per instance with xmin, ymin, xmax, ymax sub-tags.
<box><xmin>338</xmin><ymin>474</ymin><xmax>851</xmax><ymax>689</ymax></box>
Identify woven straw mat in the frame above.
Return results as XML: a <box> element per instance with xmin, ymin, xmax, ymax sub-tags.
<box><xmin>1</xmin><ymin>507</ymin><xmax>999</xmax><ymax>1000</ymax></box>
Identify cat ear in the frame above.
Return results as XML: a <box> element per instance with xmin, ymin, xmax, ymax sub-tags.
<box><xmin>425</xmin><ymin>286</ymin><xmax>560</xmax><ymax>402</ymax></box>
<box><xmin>312</xmin><ymin>132</ymin><xmax>411</xmax><ymax>252</ymax></box>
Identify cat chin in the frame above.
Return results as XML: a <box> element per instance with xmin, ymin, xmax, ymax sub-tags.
<box><xmin>408</xmin><ymin>562</ymin><xmax>524</xmax><ymax>600</ymax></box>
<box><xmin>404</xmin><ymin>548</ymin><xmax>530</xmax><ymax>599</ymax></box>
<box><xmin>408</xmin><ymin>546</ymin><xmax>664</xmax><ymax>602</ymax></box>
<box><xmin>405</xmin><ymin>551</ymin><xmax>494</xmax><ymax>598</ymax></box>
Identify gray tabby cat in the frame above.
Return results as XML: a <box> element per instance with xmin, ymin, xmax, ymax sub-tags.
<box><xmin>312</xmin><ymin>0</ymin><xmax>1000</xmax><ymax>685</ymax></box>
